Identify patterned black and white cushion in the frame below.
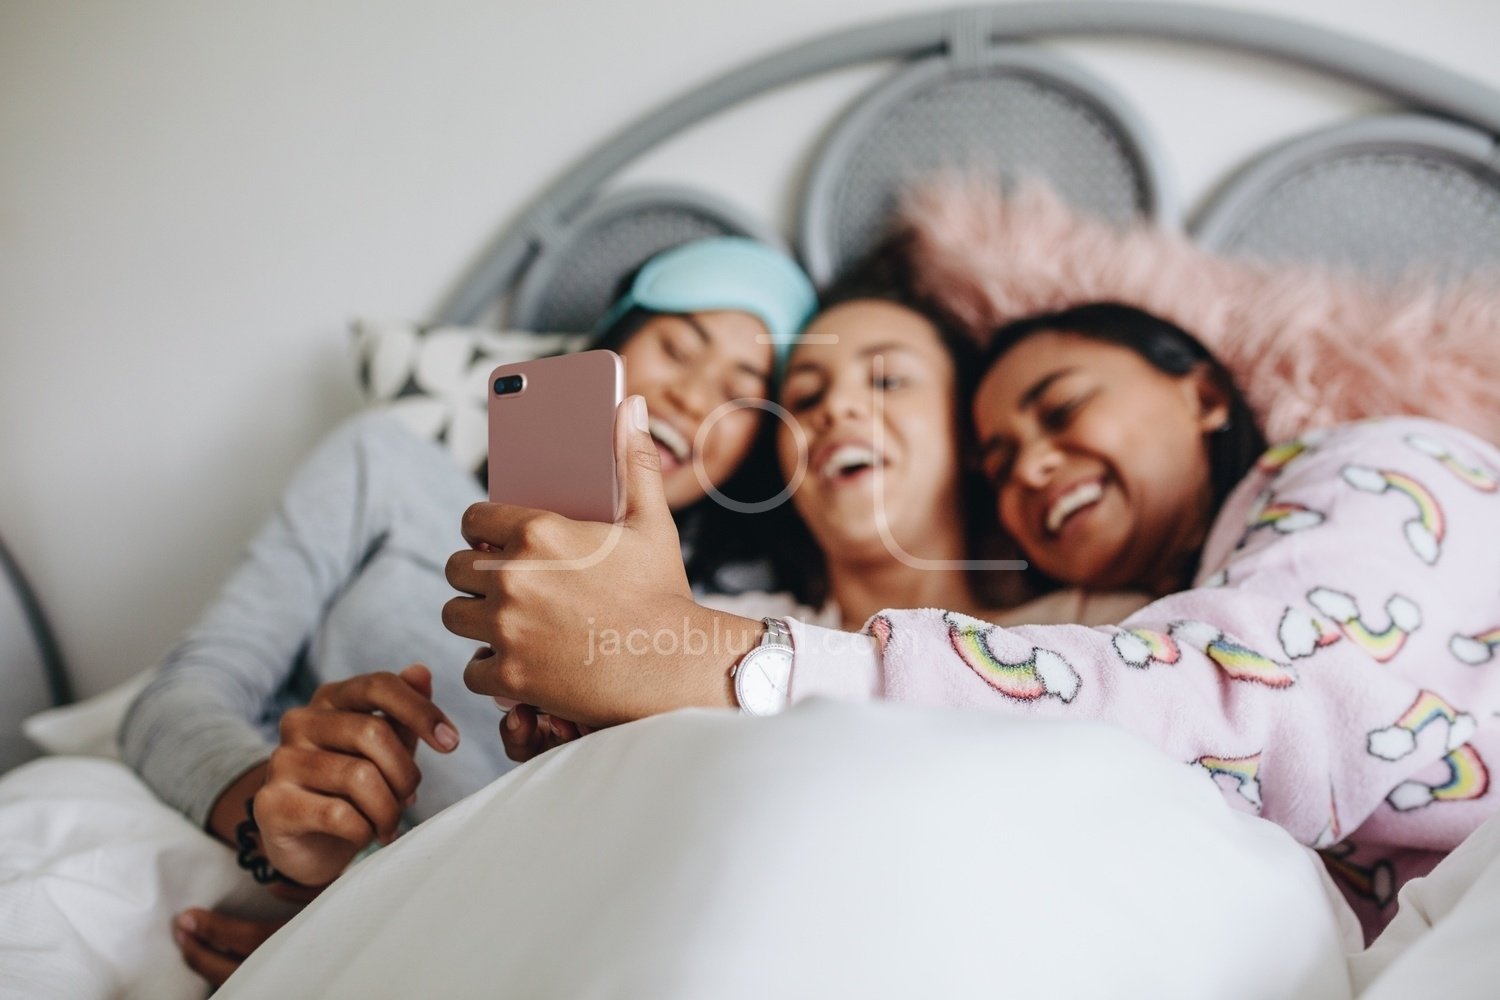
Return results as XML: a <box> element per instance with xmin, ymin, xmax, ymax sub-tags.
<box><xmin>350</xmin><ymin>319</ymin><xmax>589</xmax><ymax>473</ymax></box>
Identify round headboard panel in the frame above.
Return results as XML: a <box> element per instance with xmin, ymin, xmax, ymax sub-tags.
<box><xmin>509</xmin><ymin>186</ymin><xmax>784</xmax><ymax>333</ymax></box>
<box><xmin>800</xmin><ymin>45</ymin><xmax>1174</xmax><ymax>286</ymax></box>
<box><xmin>1194</xmin><ymin>114</ymin><xmax>1500</xmax><ymax>281</ymax></box>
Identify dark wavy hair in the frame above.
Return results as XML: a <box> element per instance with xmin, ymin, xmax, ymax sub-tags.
<box><xmin>979</xmin><ymin>301</ymin><xmax>1266</xmax><ymax>589</ymax></box>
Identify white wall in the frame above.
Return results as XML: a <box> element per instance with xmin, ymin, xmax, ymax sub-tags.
<box><xmin>3</xmin><ymin>0</ymin><xmax>1497</xmax><ymax>696</ymax></box>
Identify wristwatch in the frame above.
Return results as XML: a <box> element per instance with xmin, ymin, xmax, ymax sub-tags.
<box><xmin>731</xmin><ymin>618</ymin><xmax>794</xmax><ymax>716</ymax></box>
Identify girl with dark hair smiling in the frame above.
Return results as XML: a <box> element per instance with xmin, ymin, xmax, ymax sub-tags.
<box><xmin>974</xmin><ymin>302</ymin><xmax>1266</xmax><ymax>596</ymax></box>
<box><xmin>449</xmin><ymin>299</ymin><xmax>1500</xmax><ymax>939</ymax></box>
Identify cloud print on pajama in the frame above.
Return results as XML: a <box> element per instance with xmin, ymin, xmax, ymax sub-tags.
<box><xmin>1196</xmin><ymin>754</ymin><xmax>1263</xmax><ymax>811</ymax></box>
<box><xmin>806</xmin><ymin>419</ymin><xmax>1500</xmax><ymax>937</ymax></box>
<box><xmin>945</xmin><ymin>613</ymin><xmax>1081</xmax><ymax>703</ymax></box>
<box><xmin>1368</xmin><ymin>691</ymin><xmax>1478</xmax><ymax>762</ymax></box>
<box><xmin>1405</xmin><ymin>431</ymin><xmax>1500</xmax><ymax>493</ymax></box>
<box><xmin>1451</xmin><ymin>627</ymin><xmax>1500</xmax><ymax>665</ymax></box>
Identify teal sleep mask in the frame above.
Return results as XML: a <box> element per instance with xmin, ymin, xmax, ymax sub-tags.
<box><xmin>596</xmin><ymin>237</ymin><xmax>817</xmax><ymax>378</ymax></box>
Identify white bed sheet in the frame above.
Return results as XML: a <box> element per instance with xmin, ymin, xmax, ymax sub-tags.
<box><xmin>1353</xmin><ymin>804</ymin><xmax>1500</xmax><ymax>998</ymax></box>
<box><xmin>13</xmin><ymin>699</ymin><xmax>1500</xmax><ymax>997</ymax></box>
<box><xmin>217</xmin><ymin>700</ymin><xmax>1357</xmax><ymax>1000</ymax></box>
<box><xmin>0</xmin><ymin>757</ymin><xmax>295</xmax><ymax>1000</ymax></box>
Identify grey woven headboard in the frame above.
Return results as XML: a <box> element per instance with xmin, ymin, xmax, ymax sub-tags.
<box><xmin>437</xmin><ymin>1</ymin><xmax>1500</xmax><ymax>330</ymax></box>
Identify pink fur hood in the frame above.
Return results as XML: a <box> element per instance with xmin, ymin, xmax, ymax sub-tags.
<box><xmin>901</xmin><ymin>179</ymin><xmax>1500</xmax><ymax>445</ymax></box>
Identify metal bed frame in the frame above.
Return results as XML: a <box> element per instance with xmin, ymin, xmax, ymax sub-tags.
<box><xmin>436</xmin><ymin>2</ymin><xmax>1500</xmax><ymax>331</ymax></box>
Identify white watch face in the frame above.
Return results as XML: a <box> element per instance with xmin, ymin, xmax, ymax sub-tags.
<box><xmin>736</xmin><ymin>645</ymin><xmax>793</xmax><ymax>716</ymax></box>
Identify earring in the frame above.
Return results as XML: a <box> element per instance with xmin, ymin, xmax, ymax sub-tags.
<box><xmin>1213</xmin><ymin>417</ymin><xmax>1233</xmax><ymax>434</ymax></box>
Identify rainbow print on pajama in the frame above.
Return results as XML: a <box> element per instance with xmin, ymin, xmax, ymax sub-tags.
<box><xmin>1386</xmin><ymin>745</ymin><xmax>1490</xmax><ymax>812</ymax></box>
<box><xmin>1307</xmin><ymin>588</ymin><xmax>1421</xmax><ymax>663</ymax></box>
<box><xmin>1255</xmin><ymin>429</ymin><xmax>1328</xmax><ymax>474</ymax></box>
<box><xmin>1406</xmin><ymin>432</ymin><xmax>1500</xmax><ymax>493</ymax></box>
<box><xmin>1367</xmin><ymin>690</ymin><xmax>1478</xmax><ymax>761</ymax></box>
<box><xmin>1321</xmin><ymin>844</ymin><xmax>1396</xmax><ymax>908</ymax></box>
<box><xmin>1278</xmin><ymin>608</ymin><xmax>1343</xmax><ymax>660</ymax></box>
<box><xmin>944</xmin><ymin>612</ymin><xmax>1080</xmax><ymax>703</ymax></box>
<box><xmin>1450</xmin><ymin>627</ymin><xmax>1500</xmax><ymax>666</ymax></box>
<box><xmin>1238</xmin><ymin>491</ymin><xmax>1325</xmax><ymax>548</ymax></box>
<box><xmin>1169</xmin><ymin>620</ymin><xmax>1298</xmax><ymax>688</ymax></box>
<box><xmin>1252</xmin><ymin>501</ymin><xmax>1325</xmax><ymax>534</ymax></box>
<box><xmin>1195</xmin><ymin>753</ymin><xmax>1263</xmax><ymax>810</ymax></box>
<box><xmin>1111</xmin><ymin>628</ymin><xmax>1181</xmax><ymax>669</ymax></box>
<box><xmin>1340</xmin><ymin>465</ymin><xmax>1445</xmax><ymax>564</ymax></box>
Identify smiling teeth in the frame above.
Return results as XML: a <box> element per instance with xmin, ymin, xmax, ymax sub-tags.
<box><xmin>822</xmin><ymin>444</ymin><xmax>880</xmax><ymax>480</ymax></box>
<box><xmin>649</xmin><ymin>418</ymin><xmax>690</xmax><ymax>463</ymax></box>
<box><xmin>1046</xmin><ymin>481</ymin><xmax>1103</xmax><ymax>534</ymax></box>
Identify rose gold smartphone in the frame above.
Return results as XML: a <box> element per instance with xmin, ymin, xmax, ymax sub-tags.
<box><xmin>487</xmin><ymin>350</ymin><xmax>624</xmax><ymax>522</ymax></box>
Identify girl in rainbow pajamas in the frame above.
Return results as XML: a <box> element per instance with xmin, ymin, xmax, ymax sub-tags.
<box><xmin>449</xmin><ymin>302</ymin><xmax>1500</xmax><ymax>939</ymax></box>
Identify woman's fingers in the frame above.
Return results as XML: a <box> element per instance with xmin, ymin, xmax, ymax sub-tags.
<box><xmin>545</xmin><ymin>715</ymin><xmax>582</xmax><ymax>744</ymax></box>
<box><xmin>399</xmin><ymin>663</ymin><xmax>433</xmax><ymax>698</ymax></box>
<box><xmin>463</xmin><ymin>645</ymin><xmax>507</xmax><ymax>699</ymax></box>
<box><xmin>500</xmin><ymin>706</ymin><xmax>586</xmax><ymax>763</ymax></box>
<box><xmin>280</xmin><ymin>708</ymin><xmax>422</xmax><ymax>805</ymax></box>
<box><xmin>269</xmin><ymin>667</ymin><xmax>457</xmax><ymax>850</ymax></box>
<box><xmin>442</xmin><ymin>594</ymin><xmax>492</xmax><ymax>644</ymax></box>
<box><xmin>500</xmin><ymin>704</ymin><xmax>544</xmax><ymax>762</ymax></box>
<box><xmin>393</xmin><ymin>663</ymin><xmax>435</xmax><ymax>751</ymax></box>
<box><xmin>259</xmin><ymin>759</ymin><xmax>384</xmax><ymax>845</ymax></box>
<box><xmin>444</xmin><ymin>548</ymin><xmax>492</xmax><ymax>598</ymax></box>
<box><xmin>458</xmin><ymin>500</ymin><xmax>538</xmax><ymax>552</ymax></box>
<box><xmin>177</xmin><ymin>908</ymin><xmax>284</xmax><ymax>958</ymax></box>
<box><xmin>174</xmin><ymin>920</ymin><xmax>241</xmax><ymax>988</ymax></box>
<box><xmin>174</xmin><ymin>907</ymin><xmax>289</xmax><ymax>987</ymax></box>
<box><xmin>173</xmin><ymin>908</ymin><xmax>283</xmax><ymax>986</ymax></box>
<box><xmin>251</xmin><ymin>779</ymin><xmax>367</xmax><ymax>887</ymax></box>
<box><xmin>265</xmin><ymin>746</ymin><xmax>404</xmax><ymax>843</ymax></box>
<box><xmin>308</xmin><ymin>671</ymin><xmax>459</xmax><ymax>755</ymax></box>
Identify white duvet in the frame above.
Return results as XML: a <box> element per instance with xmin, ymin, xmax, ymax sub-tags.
<box><xmin>219</xmin><ymin>701</ymin><xmax>1353</xmax><ymax>999</ymax></box>
<box><xmin>10</xmin><ymin>699</ymin><xmax>1500</xmax><ymax>998</ymax></box>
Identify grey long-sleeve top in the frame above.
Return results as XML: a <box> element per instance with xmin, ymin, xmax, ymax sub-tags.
<box><xmin>120</xmin><ymin>411</ymin><xmax>516</xmax><ymax>828</ymax></box>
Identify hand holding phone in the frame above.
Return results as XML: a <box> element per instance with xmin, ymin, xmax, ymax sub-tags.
<box><xmin>484</xmin><ymin>349</ymin><xmax>624</xmax><ymax>712</ymax></box>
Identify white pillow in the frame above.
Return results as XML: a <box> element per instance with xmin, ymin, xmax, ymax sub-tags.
<box><xmin>21</xmin><ymin>670</ymin><xmax>151</xmax><ymax>759</ymax></box>
<box><xmin>349</xmin><ymin>319</ymin><xmax>588</xmax><ymax>472</ymax></box>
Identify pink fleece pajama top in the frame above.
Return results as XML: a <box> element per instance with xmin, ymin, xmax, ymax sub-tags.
<box><xmin>784</xmin><ymin>417</ymin><xmax>1500</xmax><ymax>937</ymax></box>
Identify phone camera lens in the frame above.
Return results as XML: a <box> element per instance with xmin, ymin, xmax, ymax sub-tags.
<box><xmin>494</xmin><ymin>375</ymin><xmax>524</xmax><ymax>396</ymax></box>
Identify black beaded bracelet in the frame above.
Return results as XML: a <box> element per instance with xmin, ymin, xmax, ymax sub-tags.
<box><xmin>234</xmin><ymin>796</ymin><xmax>298</xmax><ymax>886</ymax></box>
